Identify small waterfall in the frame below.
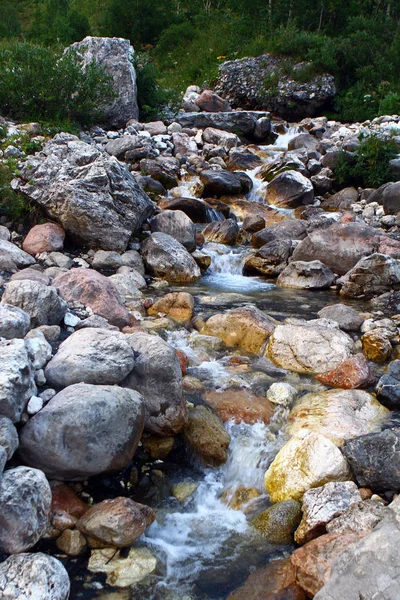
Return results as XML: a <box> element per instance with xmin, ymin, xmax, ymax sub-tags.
<box><xmin>272</xmin><ymin>126</ymin><xmax>300</xmax><ymax>150</ymax></box>
<box><xmin>205</xmin><ymin>207</ymin><xmax>225</xmax><ymax>222</ymax></box>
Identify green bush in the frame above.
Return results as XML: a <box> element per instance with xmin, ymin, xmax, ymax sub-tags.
<box><xmin>335</xmin><ymin>133</ymin><xmax>398</xmax><ymax>189</ymax></box>
<box><xmin>0</xmin><ymin>41</ymin><xmax>115</xmax><ymax>127</ymax></box>
<box><xmin>0</xmin><ymin>163</ymin><xmax>32</xmax><ymax>222</ymax></box>
<box><xmin>133</xmin><ymin>53</ymin><xmax>179</xmax><ymax>121</ymax></box>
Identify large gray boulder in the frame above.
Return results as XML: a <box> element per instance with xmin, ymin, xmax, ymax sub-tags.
<box><xmin>2</xmin><ymin>280</ymin><xmax>67</xmax><ymax>327</ymax></box>
<box><xmin>67</xmin><ymin>36</ymin><xmax>139</xmax><ymax>127</ymax></box>
<box><xmin>338</xmin><ymin>254</ymin><xmax>400</xmax><ymax>298</ymax></box>
<box><xmin>0</xmin><ymin>553</ymin><xmax>70</xmax><ymax>600</ymax></box>
<box><xmin>277</xmin><ymin>260</ymin><xmax>335</xmax><ymax>289</ymax></box>
<box><xmin>0</xmin><ymin>339</ymin><xmax>36</xmax><ymax>422</ymax></box>
<box><xmin>173</xmin><ymin>110</ymin><xmax>271</xmax><ymax>139</ymax></box>
<box><xmin>150</xmin><ymin>210</ymin><xmax>196</xmax><ymax>252</ymax></box>
<box><xmin>0</xmin><ymin>417</ymin><xmax>18</xmax><ymax>460</ymax></box>
<box><xmin>123</xmin><ymin>332</ymin><xmax>188</xmax><ymax>436</ymax></box>
<box><xmin>214</xmin><ymin>54</ymin><xmax>336</xmax><ymax>120</ymax></box>
<box><xmin>19</xmin><ymin>383</ymin><xmax>145</xmax><ymax>480</ymax></box>
<box><xmin>17</xmin><ymin>134</ymin><xmax>154</xmax><ymax>251</ymax></box>
<box><xmin>141</xmin><ymin>232</ymin><xmax>201</xmax><ymax>283</ymax></box>
<box><xmin>0</xmin><ymin>466</ymin><xmax>52</xmax><ymax>554</ymax></box>
<box><xmin>45</xmin><ymin>328</ymin><xmax>135</xmax><ymax>388</ymax></box>
<box><xmin>0</xmin><ymin>303</ymin><xmax>30</xmax><ymax>338</ymax></box>
<box><xmin>265</xmin><ymin>171</ymin><xmax>314</xmax><ymax>208</ymax></box>
<box><xmin>0</xmin><ymin>238</ymin><xmax>36</xmax><ymax>270</ymax></box>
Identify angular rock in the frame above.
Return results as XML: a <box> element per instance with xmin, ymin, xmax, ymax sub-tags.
<box><xmin>92</xmin><ymin>249</ymin><xmax>123</xmax><ymax>271</ymax></box>
<box><xmin>2</xmin><ymin>280</ymin><xmax>67</xmax><ymax>327</ymax></box>
<box><xmin>277</xmin><ymin>260</ymin><xmax>335</xmax><ymax>289</ymax></box>
<box><xmin>0</xmin><ymin>303</ymin><xmax>30</xmax><ymax>339</ymax></box>
<box><xmin>252</xmin><ymin>220</ymin><xmax>307</xmax><ymax>248</ymax></box>
<box><xmin>56</xmin><ymin>528</ymin><xmax>87</xmax><ymax>556</ymax></box>
<box><xmin>0</xmin><ymin>466</ymin><xmax>52</xmax><ymax>553</ymax></box>
<box><xmin>201</xmin><ymin>305</ymin><xmax>276</xmax><ymax>354</ymax></box>
<box><xmin>183</xmin><ymin>405</ymin><xmax>230</xmax><ymax>466</ymax></box>
<box><xmin>196</xmin><ymin>90</ymin><xmax>231</xmax><ymax>112</ymax></box>
<box><xmin>317</xmin><ymin>304</ymin><xmax>363</xmax><ymax>332</ymax></box>
<box><xmin>10</xmin><ymin>268</ymin><xmax>50</xmax><ymax>286</ymax></box>
<box><xmin>0</xmin><ymin>338</ymin><xmax>36</xmax><ymax>422</ymax></box>
<box><xmin>108</xmin><ymin>272</ymin><xmax>142</xmax><ymax>301</ymax></box>
<box><xmin>0</xmin><ymin>238</ymin><xmax>36</xmax><ymax>270</ymax></box>
<box><xmin>172</xmin><ymin>131</ymin><xmax>198</xmax><ymax>156</ymax></box>
<box><xmin>18</xmin><ymin>134</ymin><xmax>153</xmax><ymax>251</ymax></box>
<box><xmin>362</xmin><ymin>329</ymin><xmax>392</xmax><ymax>363</ymax></box>
<box><xmin>316</xmin><ymin>354</ymin><xmax>375</xmax><ymax>389</ymax></box>
<box><xmin>243</xmin><ymin>239</ymin><xmax>292</xmax><ymax>277</ymax></box>
<box><xmin>202</xmin><ymin>219</ymin><xmax>239</xmax><ymax>245</ymax></box>
<box><xmin>45</xmin><ymin>328</ymin><xmax>135</xmax><ymax>388</ymax></box>
<box><xmin>267</xmin><ymin>319</ymin><xmax>355</xmax><ymax>374</ymax></box>
<box><xmin>141</xmin><ymin>232</ymin><xmax>201</xmax><ymax>283</ymax></box>
<box><xmin>376</xmin><ymin>360</ymin><xmax>400</xmax><ymax>409</ymax></box>
<box><xmin>150</xmin><ymin>210</ymin><xmax>196</xmax><ymax>252</ymax></box>
<box><xmin>67</xmin><ymin>36</ymin><xmax>139</xmax><ymax>127</ymax></box>
<box><xmin>242</xmin><ymin>214</ymin><xmax>265</xmax><ymax>233</ymax></box>
<box><xmin>147</xmin><ymin>292</ymin><xmax>194</xmax><ymax>323</ymax></box>
<box><xmin>252</xmin><ymin>500</ymin><xmax>302</xmax><ymax>544</ymax></box>
<box><xmin>264</xmin><ymin>430</ymin><xmax>352</xmax><ymax>503</ymax></box>
<box><xmin>123</xmin><ymin>332</ymin><xmax>187</xmax><ymax>435</ymax></box>
<box><xmin>265</xmin><ymin>171</ymin><xmax>314</xmax><ymax>209</ymax></box>
<box><xmin>0</xmin><ymin>553</ymin><xmax>70</xmax><ymax>600</ymax></box>
<box><xmin>88</xmin><ymin>546</ymin><xmax>157</xmax><ymax>588</ymax></box>
<box><xmin>294</xmin><ymin>481</ymin><xmax>361</xmax><ymax>545</ymax></box>
<box><xmin>53</xmin><ymin>268</ymin><xmax>130</xmax><ymax>328</ymax></box>
<box><xmin>338</xmin><ymin>253</ymin><xmax>400</xmax><ymax>298</ymax></box>
<box><xmin>19</xmin><ymin>383</ymin><xmax>145</xmax><ymax>480</ymax></box>
<box><xmin>382</xmin><ymin>181</ymin><xmax>400</xmax><ymax>215</ymax></box>
<box><xmin>158</xmin><ymin>196</ymin><xmax>208</xmax><ymax>223</ymax></box>
<box><xmin>22</xmin><ymin>223</ymin><xmax>65</xmax><ymax>256</ymax></box>
<box><xmin>287</xmin><ymin>389</ymin><xmax>388</xmax><ymax>446</ymax></box>
<box><xmin>0</xmin><ymin>417</ymin><xmax>18</xmax><ymax>460</ymax></box>
<box><xmin>173</xmin><ymin>110</ymin><xmax>271</xmax><ymax>139</ymax></box>
<box><xmin>325</xmin><ymin>499</ymin><xmax>388</xmax><ymax>534</ymax></box>
<box><xmin>203</xmin><ymin>127</ymin><xmax>239</xmax><ymax>149</ymax></box>
<box><xmin>25</xmin><ymin>330</ymin><xmax>52</xmax><ymax>370</ymax></box>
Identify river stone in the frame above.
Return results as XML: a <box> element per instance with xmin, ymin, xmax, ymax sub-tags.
<box><xmin>158</xmin><ymin>196</ymin><xmax>208</xmax><ymax>223</ymax></box>
<box><xmin>56</xmin><ymin>528</ymin><xmax>87</xmax><ymax>556</ymax></box>
<box><xmin>252</xmin><ymin>220</ymin><xmax>307</xmax><ymax>248</ymax></box>
<box><xmin>0</xmin><ymin>417</ymin><xmax>18</xmax><ymax>459</ymax></box>
<box><xmin>317</xmin><ymin>304</ymin><xmax>364</xmax><ymax>331</ymax></box>
<box><xmin>265</xmin><ymin>171</ymin><xmax>314</xmax><ymax>208</ymax></box>
<box><xmin>0</xmin><ymin>238</ymin><xmax>36</xmax><ymax>270</ymax></box>
<box><xmin>22</xmin><ymin>223</ymin><xmax>65</xmax><ymax>256</ymax></box>
<box><xmin>342</xmin><ymin>429</ymin><xmax>400</xmax><ymax>491</ymax></box>
<box><xmin>67</xmin><ymin>36</ymin><xmax>138</xmax><ymax>127</ymax></box>
<box><xmin>252</xmin><ymin>500</ymin><xmax>302</xmax><ymax>544</ymax></box>
<box><xmin>2</xmin><ymin>280</ymin><xmax>67</xmax><ymax>327</ymax></box>
<box><xmin>197</xmin><ymin>90</ymin><xmax>231</xmax><ymax>112</ymax></box>
<box><xmin>10</xmin><ymin>268</ymin><xmax>50</xmax><ymax>286</ymax></box>
<box><xmin>184</xmin><ymin>405</ymin><xmax>230</xmax><ymax>466</ymax></box>
<box><xmin>290</xmin><ymin>532</ymin><xmax>365</xmax><ymax>598</ymax></box>
<box><xmin>267</xmin><ymin>382</ymin><xmax>297</xmax><ymax>406</ymax></box>
<box><xmin>267</xmin><ymin>319</ymin><xmax>355</xmax><ymax>374</ymax></box>
<box><xmin>0</xmin><ymin>303</ymin><xmax>30</xmax><ymax>338</ymax></box>
<box><xmin>243</xmin><ymin>239</ymin><xmax>292</xmax><ymax>277</ymax></box>
<box><xmin>361</xmin><ymin>329</ymin><xmax>392</xmax><ymax>363</ymax></box>
<box><xmin>0</xmin><ymin>553</ymin><xmax>70</xmax><ymax>600</ymax></box>
<box><xmin>291</xmin><ymin>222</ymin><xmax>400</xmax><ymax>276</ymax></box>
<box><xmin>376</xmin><ymin>360</ymin><xmax>400</xmax><ymax>409</ymax></box>
<box><xmin>45</xmin><ymin>328</ymin><xmax>135</xmax><ymax>388</ymax></box>
<box><xmin>123</xmin><ymin>332</ymin><xmax>187</xmax><ymax>436</ymax></box>
<box><xmin>316</xmin><ymin>353</ymin><xmax>374</xmax><ymax>390</ymax></box>
<box><xmin>108</xmin><ymin>272</ymin><xmax>142</xmax><ymax>302</ymax></box>
<box><xmin>326</xmin><ymin>499</ymin><xmax>388</xmax><ymax>535</ymax></box>
<box><xmin>18</xmin><ymin>383</ymin><xmax>145</xmax><ymax>480</ymax></box>
<box><xmin>53</xmin><ymin>268</ymin><xmax>130</xmax><ymax>328</ymax></box>
<box><xmin>204</xmin><ymin>388</ymin><xmax>275</xmax><ymax>425</ymax></box>
<box><xmin>200</xmin><ymin>170</ymin><xmax>243</xmax><ymax>197</ymax></box>
<box><xmin>203</xmin><ymin>127</ymin><xmax>239</xmax><ymax>149</ymax></box>
<box><xmin>141</xmin><ymin>232</ymin><xmax>201</xmax><ymax>283</ymax></box>
<box><xmin>17</xmin><ymin>134</ymin><xmax>153</xmax><ymax>251</ymax></box>
<box><xmin>202</xmin><ymin>219</ymin><xmax>240</xmax><ymax>245</ymax></box>
<box><xmin>76</xmin><ymin>497</ymin><xmax>155</xmax><ymax>548</ymax></box>
<box><xmin>25</xmin><ymin>330</ymin><xmax>52</xmax><ymax>370</ymax></box>
<box><xmin>294</xmin><ymin>482</ymin><xmax>361</xmax><ymax>545</ymax></box>
<box><xmin>121</xmin><ymin>249</ymin><xmax>145</xmax><ymax>274</ymax></box>
<box><xmin>201</xmin><ymin>305</ymin><xmax>276</xmax><ymax>354</ymax></box>
<box><xmin>88</xmin><ymin>546</ymin><xmax>157</xmax><ymax>588</ymax></box>
<box><xmin>92</xmin><ymin>250</ymin><xmax>123</xmax><ymax>272</ymax></box>
<box><xmin>0</xmin><ymin>338</ymin><xmax>36</xmax><ymax>422</ymax></box>
<box><xmin>264</xmin><ymin>430</ymin><xmax>352</xmax><ymax>503</ymax></box>
<box><xmin>0</xmin><ymin>466</ymin><xmax>52</xmax><ymax>553</ymax></box>
<box><xmin>287</xmin><ymin>389</ymin><xmax>388</xmax><ymax>446</ymax></box>
<box><xmin>150</xmin><ymin>210</ymin><xmax>196</xmax><ymax>252</ymax></box>
<box><xmin>338</xmin><ymin>253</ymin><xmax>400</xmax><ymax>299</ymax></box>
<box><xmin>277</xmin><ymin>260</ymin><xmax>335</xmax><ymax>289</ymax></box>
<box><xmin>147</xmin><ymin>292</ymin><xmax>195</xmax><ymax>323</ymax></box>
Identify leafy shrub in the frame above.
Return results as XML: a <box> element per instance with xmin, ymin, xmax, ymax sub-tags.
<box><xmin>0</xmin><ymin>41</ymin><xmax>114</xmax><ymax>127</ymax></box>
<box><xmin>0</xmin><ymin>163</ymin><xmax>32</xmax><ymax>222</ymax></box>
<box><xmin>133</xmin><ymin>53</ymin><xmax>179</xmax><ymax>121</ymax></box>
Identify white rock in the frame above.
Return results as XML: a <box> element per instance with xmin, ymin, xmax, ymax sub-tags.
<box><xmin>27</xmin><ymin>395</ymin><xmax>44</xmax><ymax>415</ymax></box>
<box><xmin>64</xmin><ymin>312</ymin><xmax>81</xmax><ymax>327</ymax></box>
<box><xmin>267</xmin><ymin>382</ymin><xmax>297</xmax><ymax>406</ymax></box>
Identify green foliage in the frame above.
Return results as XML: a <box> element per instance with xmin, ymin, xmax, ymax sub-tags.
<box><xmin>0</xmin><ymin>163</ymin><xmax>32</xmax><ymax>222</ymax></box>
<box><xmin>335</xmin><ymin>133</ymin><xmax>398</xmax><ymax>189</ymax></box>
<box><xmin>134</xmin><ymin>53</ymin><xmax>179</xmax><ymax>121</ymax></box>
<box><xmin>0</xmin><ymin>41</ymin><xmax>115</xmax><ymax>127</ymax></box>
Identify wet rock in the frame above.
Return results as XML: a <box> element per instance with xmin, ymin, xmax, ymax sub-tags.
<box><xmin>22</xmin><ymin>223</ymin><xmax>65</xmax><ymax>256</ymax></box>
<box><xmin>0</xmin><ymin>338</ymin><xmax>36</xmax><ymax>422</ymax></box>
<box><xmin>227</xmin><ymin>150</ymin><xmax>263</xmax><ymax>171</ymax></box>
<box><xmin>150</xmin><ymin>210</ymin><xmax>196</xmax><ymax>252</ymax></box>
<box><xmin>242</xmin><ymin>214</ymin><xmax>265</xmax><ymax>233</ymax></box>
<box><xmin>140</xmin><ymin>157</ymin><xmax>179</xmax><ymax>189</ymax></box>
<box><xmin>317</xmin><ymin>304</ymin><xmax>363</xmax><ymax>332</ymax></box>
<box><xmin>290</xmin><ymin>532</ymin><xmax>365</xmax><ymax>598</ymax></box>
<box><xmin>243</xmin><ymin>239</ymin><xmax>292</xmax><ymax>277</ymax></box>
<box><xmin>0</xmin><ymin>303</ymin><xmax>30</xmax><ymax>338</ymax></box>
<box><xmin>183</xmin><ymin>405</ymin><xmax>230</xmax><ymax>466</ymax></box>
<box><xmin>267</xmin><ymin>382</ymin><xmax>297</xmax><ymax>406</ymax></box>
<box><xmin>19</xmin><ymin>383</ymin><xmax>145</xmax><ymax>480</ymax></box>
<box><xmin>51</xmin><ymin>482</ymin><xmax>89</xmax><ymax>518</ymax></box>
<box><xmin>277</xmin><ymin>260</ymin><xmax>335</xmax><ymax>289</ymax></box>
<box><xmin>267</xmin><ymin>319</ymin><xmax>355</xmax><ymax>374</ymax></box>
<box><xmin>316</xmin><ymin>354</ymin><xmax>375</xmax><ymax>389</ymax></box>
<box><xmin>88</xmin><ymin>546</ymin><xmax>157</xmax><ymax>588</ymax></box>
<box><xmin>142</xmin><ymin>435</ymin><xmax>175</xmax><ymax>459</ymax></box>
<box><xmin>264</xmin><ymin>430</ymin><xmax>352</xmax><ymax>503</ymax></box>
<box><xmin>252</xmin><ymin>500</ymin><xmax>302</xmax><ymax>544</ymax></box>
<box><xmin>174</xmin><ymin>110</ymin><xmax>270</xmax><ymax>138</ymax></box>
<box><xmin>53</xmin><ymin>268</ymin><xmax>130</xmax><ymax>328</ymax></box>
<box><xmin>141</xmin><ymin>232</ymin><xmax>201</xmax><ymax>283</ymax></box>
<box><xmin>251</xmin><ymin>220</ymin><xmax>307</xmax><ymax>248</ymax></box>
<box><xmin>158</xmin><ymin>196</ymin><xmax>208</xmax><ymax>223</ymax></box>
<box><xmin>202</xmin><ymin>219</ymin><xmax>239</xmax><ymax>245</ymax></box>
<box><xmin>67</xmin><ymin>36</ymin><xmax>138</xmax><ymax>127</ymax></box>
<box><xmin>0</xmin><ymin>417</ymin><xmax>18</xmax><ymax>459</ymax></box>
<box><xmin>204</xmin><ymin>388</ymin><xmax>275</xmax><ymax>425</ymax></box>
<box><xmin>201</xmin><ymin>305</ymin><xmax>276</xmax><ymax>354</ymax></box>
<box><xmin>338</xmin><ymin>253</ymin><xmax>400</xmax><ymax>299</ymax></box>
<box><xmin>147</xmin><ymin>292</ymin><xmax>194</xmax><ymax>323</ymax></box>
<box><xmin>227</xmin><ymin>558</ymin><xmax>306</xmax><ymax>600</ymax></box>
<box><xmin>326</xmin><ymin>499</ymin><xmax>388</xmax><ymax>534</ymax></box>
<box><xmin>0</xmin><ymin>466</ymin><xmax>51</xmax><ymax>553</ymax></box>
<box><xmin>76</xmin><ymin>497</ymin><xmax>155</xmax><ymax>547</ymax></box>
<box><xmin>376</xmin><ymin>360</ymin><xmax>400</xmax><ymax>409</ymax></box>
<box><xmin>342</xmin><ymin>429</ymin><xmax>400</xmax><ymax>491</ymax></box>
<box><xmin>45</xmin><ymin>328</ymin><xmax>135</xmax><ymax>388</ymax></box>
<box><xmin>123</xmin><ymin>332</ymin><xmax>187</xmax><ymax>435</ymax></box>
<box><xmin>0</xmin><ymin>238</ymin><xmax>36</xmax><ymax>270</ymax></box>
<box><xmin>203</xmin><ymin>127</ymin><xmax>239</xmax><ymax>150</ymax></box>
<box><xmin>294</xmin><ymin>482</ymin><xmax>361</xmax><ymax>545</ymax></box>
<box><xmin>265</xmin><ymin>171</ymin><xmax>314</xmax><ymax>209</ymax></box>
<box><xmin>172</xmin><ymin>481</ymin><xmax>199</xmax><ymax>503</ymax></box>
<box><xmin>287</xmin><ymin>389</ymin><xmax>388</xmax><ymax>446</ymax></box>
<box><xmin>56</xmin><ymin>528</ymin><xmax>87</xmax><ymax>555</ymax></box>
<box><xmin>0</xmin><ymin>552</ymin><xmax>70</xmax><ymax>600</ymax></box>
<box><xmin>2</xmin><ymin>280</ymin><xmax>67</xmax><ymax>327</ymax></box>
<box><xmin>18</xmin><ymin>134</ymin><xmax>153</xmax><ymax>251</ymax></box>
<box><xmin>200</xmin><ymin>170</ymin><xmax>244</xmax><ymax>197</ymax></box>
<box><xmin>291</xmin><ymin>222</ymin><xmax>400</xmax><ymax>276</ymax></box>
<box><xmin>361</xmin><ymin>329</ymin><xmax>392</xmax><ymax>362</ymax></box>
